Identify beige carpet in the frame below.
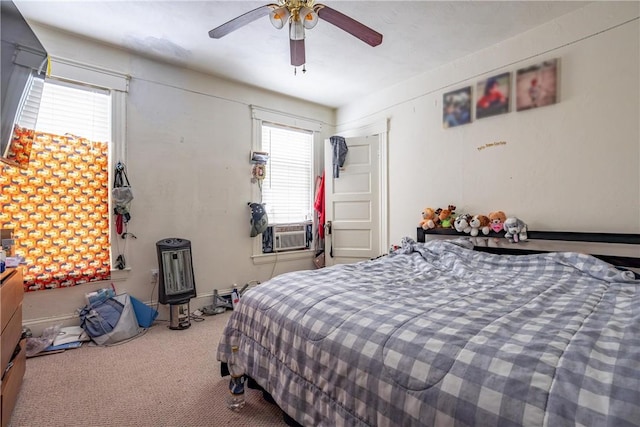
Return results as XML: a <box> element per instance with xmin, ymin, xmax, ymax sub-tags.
<box><xmin>10</xmin><ymin>311</ymin><xmax>288</xmax><ymax>427</ymax></box>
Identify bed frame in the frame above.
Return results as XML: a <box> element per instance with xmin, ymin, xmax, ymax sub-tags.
<box><xmin>417</xmin><ymin>227</ymin><xmax>640</xmax><ymax>271</ymax></box>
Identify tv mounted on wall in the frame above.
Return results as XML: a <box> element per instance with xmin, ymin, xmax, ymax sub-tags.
<box><xmin>1</xmin><ymin>0</ymin><xmax>48</xmax><ymax>168</ymax></box>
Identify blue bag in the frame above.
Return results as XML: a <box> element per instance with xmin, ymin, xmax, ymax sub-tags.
<box><xmin>79</xmin><ymin>297</ymin><xmax>124</xmax><ymax>338</ymax></box>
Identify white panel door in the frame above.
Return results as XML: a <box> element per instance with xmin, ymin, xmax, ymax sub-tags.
<box><xmin>324</xmin><ymin>135</ymin><xmax>380</xmax><ymax>266</ymax></box>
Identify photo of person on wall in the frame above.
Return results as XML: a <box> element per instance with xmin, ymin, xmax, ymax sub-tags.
<box><xmin>516</xmin><ymin>59</ymin><xmax>558</xmax><ymax>111</ymax></box>
<box><xmin>476</xmin><ymin>72</ymin><xmax>510</xmax><ymax>119</ymax></box>
<box><xmin>443</xmin><ymin>86</ymin><xmax>472</xmax><ymax>128</ymax></box>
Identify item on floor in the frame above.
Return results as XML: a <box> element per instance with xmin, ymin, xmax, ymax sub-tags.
<box><xmin>43</xmin><ymin>341</ymin><xmax>83</xmax><ymax>352</ymax></box>
<box><xmin>226</xmin><ymin>346</ymin><xmax>246</xmax><ymax>411</ymax></box>
<box><xmin>313</xmin><ymin>249</ymin><xmax>325</xmax><ymax>269</ymax></box>
<box><xmin>156</xmin><ymin>238</ymin><xmax>197</xmax><ymax>330</ymax></box>
<box><xmin>129</xmin><ymin>296</ymin><xmax>159</xmax><ymax>328</ymax></box>
<box><xmin>85</xmin><ymin>286</ymin><xmax>116</xmax><ymax>306</ymax></box>
<box><xmin>202</xmin><ymin>289</ymin><xmax>233</xmax><ymax>315</ymax></box>
<box><xmin>25</xmin><ymin>324</ymin><xmax>61</xmax><ymax>357</ymax></box>
<box><xmin>79</xmin><ymin>293</ymin><xmax>142</xmax><ymax>345</ymax></box>
<box><xmin>53</xmin><ymin>326</ymin><xmax>90</xmax><ymax>346</ymax></box>
<box><xmin>169</xmin><ymin>303</ymin><xmax>191</xmax><ymax>330</ymax></box>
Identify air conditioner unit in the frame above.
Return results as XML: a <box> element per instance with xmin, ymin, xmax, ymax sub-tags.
<box><xmin>273</xmin><ymin>223</ymin><xmax>307</xmax><ymax>252</ymax></box>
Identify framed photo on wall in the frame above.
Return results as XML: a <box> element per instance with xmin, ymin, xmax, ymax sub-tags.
<box><xmin>476</xmin><ymin>72</ymin><xmax>510</xmax><ymax>119</ymax></box>
<box><xmin>516</xmin><ymin>58</ymin><xmax>559</xmax><ymax>111</ymax></box>
<box><xmin>443</xmin><ymin>86</ymin><xmax>472</xmax><ymax>128</ymax></box>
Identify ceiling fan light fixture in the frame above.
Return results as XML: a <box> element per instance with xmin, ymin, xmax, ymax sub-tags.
<box><xmin>289</xmin><ymin>18</ymin><xmax>305</xmax><ymax>40</ymax></box>
<box><xmin>269</xmin><ymin>6</ymin><xmax>290</xmax><ymax>29</ymax></box>
<box><xmin>299</xmin><ymin>6</ymin><xmax>318</xmax><ymax>29</ymax></box>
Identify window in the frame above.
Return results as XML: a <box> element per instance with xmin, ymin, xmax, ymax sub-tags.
<box><xmin>261</xmin><ymin>123</ymin><xmax>313</xmax><ymax>224</ymax></box>
<box><xmin>250</xmin><ymin>106</ymin><xmax>321</xmax><ymax>258</ymax></box>
<box><xmin>0</xmin><ymin>78</ymin><xmax>113</xmax><ymax>290</ymax></box>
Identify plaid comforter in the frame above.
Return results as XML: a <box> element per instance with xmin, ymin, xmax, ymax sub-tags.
<box><xmin>217</xmin><ymin>238</ymin><xmax>640</xmax><ymax>426</ymax></box>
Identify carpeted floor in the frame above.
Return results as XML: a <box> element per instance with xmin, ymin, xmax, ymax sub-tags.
<box><xmin>10</xmin><ymin>311</ymin><xmax>288</xmax><ymax>426</ymax></box>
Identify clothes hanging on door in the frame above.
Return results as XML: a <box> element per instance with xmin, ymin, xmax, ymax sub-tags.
<box><xmin>330</xmin><ymin>136</ymin><xmax>348</xmax><ymax>178</ymax></box>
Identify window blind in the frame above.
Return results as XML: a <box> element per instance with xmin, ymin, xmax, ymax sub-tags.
<box><xmin>261</xmin><ymin>123</ymin><xmax>313</xmax><ymax>225</ymax></box>
<box><xmin>26</xmin><ymin>79</ymin><xmax>111</xmax><ymax>143</ymax></box>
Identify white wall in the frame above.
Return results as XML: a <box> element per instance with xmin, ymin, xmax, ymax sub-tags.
<box><xmin>337</xmin><ymin>2</ymin><xmax>640</xmax><ymax>244</ymax></box>
<box><xmin>22</xmin><ymin>26</ymin><xmax>335</xmax><ymax>333</ymax></box>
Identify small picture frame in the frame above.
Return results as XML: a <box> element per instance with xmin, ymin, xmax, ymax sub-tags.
<box><xmin>476</xmin><ymin>72</ymin><xmax>511</xmax><ymax>119</ymax></box>
<box><xmin>443</xmin><ymin>86</ymin><xmax>472</xmax><ymax>128</ymax></box>
<box><xmin>516</xmin><ymin>59</ymin><xmax>559</xmax><ymax>111</ymax></box>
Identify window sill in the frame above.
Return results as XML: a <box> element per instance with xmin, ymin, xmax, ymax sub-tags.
<box><xmin>251</xmin><ymin>249</ymin><xmax>314</xmax><ymax>265</ymax></box>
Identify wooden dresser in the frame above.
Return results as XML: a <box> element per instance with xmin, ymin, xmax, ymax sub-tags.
<box><xmin>0</xmin><ymin>268</ymin><xmax>25</xmax><ymax>427</ymax></box>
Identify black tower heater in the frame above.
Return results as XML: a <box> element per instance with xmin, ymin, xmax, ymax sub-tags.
<box><xmin>156</xmin><ymin>238</ymin><xmax>196</xmax><ymax>330</ymax></box>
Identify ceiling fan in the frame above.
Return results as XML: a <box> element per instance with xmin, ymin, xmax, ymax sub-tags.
<box><xmin>208</xmin><ymin>0</ymin><xmax>383</xmax><ymax>71</ymax></box>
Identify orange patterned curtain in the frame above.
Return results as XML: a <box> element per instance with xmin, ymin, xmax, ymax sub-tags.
<box><xmin>0</xmin><ymin>127</ymin><xmax>111</xmax><ymax>291</ymax></box>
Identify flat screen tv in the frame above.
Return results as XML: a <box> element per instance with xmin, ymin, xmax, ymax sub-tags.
<box><xmin>1</xmin><ymin>1</ymin><xmax>48</xmax><ymax>168</ymax></box>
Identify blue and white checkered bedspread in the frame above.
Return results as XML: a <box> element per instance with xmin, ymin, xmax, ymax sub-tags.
<box><xmin>217</xmin><ymin>238</ymin><xmax>640</xmax><ymax>426</ymax></box>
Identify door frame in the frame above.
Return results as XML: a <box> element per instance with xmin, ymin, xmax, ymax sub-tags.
<box><xmin>332</xmin><ymin>119</ymin><xmax>389</xmax><ymax>256</ymax></box>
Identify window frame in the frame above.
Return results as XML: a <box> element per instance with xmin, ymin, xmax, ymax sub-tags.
<box><xmin>250</xmin><ymin>105</ymin><xmax>321</xmax><ymax>262</ymax></box>
<box><xmin>46</xmin><ymin>57</ymin><xmax>129</xmax><ymax>276</ymax></box>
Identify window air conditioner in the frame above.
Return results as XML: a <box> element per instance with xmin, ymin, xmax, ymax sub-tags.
<box><xmin>273</xmin><ymin>223</ymin><xmax>307</xmax><ymax>252</ymax></box>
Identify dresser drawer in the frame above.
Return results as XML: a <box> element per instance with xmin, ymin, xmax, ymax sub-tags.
<box><xmin>1</xmin><ymin>269</ymin><xmax>23</xmax><ymax>334</ymax></box>
<box><xmin>0</xmin><ymin>305</ymin><xmax>22</xmax><ymax>374</ymax></box>
<box><xmin>1</xmin><ymin>339</ymin><xmax>26</xmax><ymax>427</ymax></box>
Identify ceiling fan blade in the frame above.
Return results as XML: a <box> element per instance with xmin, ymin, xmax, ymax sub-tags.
<box><xmin>290</xmin><ymin>39</ymin><xmax>306</xmax><ymax>66</ymax></box>
<box><xmin>316</xmin><ymin>5</ymin><xmax>382</xmax><ymax>47</ymax></box>
<box><xmin>209</xmin><ymin>4</ymin><xmax>276</xmax><ymax>39</ymax></box>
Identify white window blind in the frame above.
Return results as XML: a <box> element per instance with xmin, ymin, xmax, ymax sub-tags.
<box><xmin>261</xmin><ymin>123</ymin><xmax>313</xmax><ymax>224</ymax></box>
<box><xmin>27</xmin><ymin>79</ymin><xmax>111</xmax><ymax>143</ymax></box>
<box><xmin>15</xmin><ymin>74</ymin><xmax>43</xmax><ymax>131</ymax></box>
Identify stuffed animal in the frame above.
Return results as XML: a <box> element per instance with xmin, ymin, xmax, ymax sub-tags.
<box><xmin>437</xmin><ymin>205</ymin><xmax>456</xmax><ymax>228</ymax></box>
<box><xmin>454</xmin><ymin>213</ymin><xmax>472</xmax><ymax>234</ymax></box>
<box><xmin>469</xmin><ymin>214</ymin><xmax>491</xmax><ymax>237</ymax></box>
<box><xmin>504</xmin><ymin>217</ymin><xmax>528</xmax><ymax>243</ymax></box>
<box><xmin>248</xmin><ymin>202</ymin><xmax>268</xmax><ymax>237</ymax></box>
<box><xmin>420</xmin><ymin>207</ymin><xmax>438</xmax><ymax>230</ymax></box>
<box><xmin>488</xmin><ymin>211</ymin><xmax>507</xmax><ymax>233</ymax></box>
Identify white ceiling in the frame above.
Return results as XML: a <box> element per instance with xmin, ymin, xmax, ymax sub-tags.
<box><xmin>15</xmin><ymin>1</ymin><xmax>589</xmax><ymax>108</ymax></box>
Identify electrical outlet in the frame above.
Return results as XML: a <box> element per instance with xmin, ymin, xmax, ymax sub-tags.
<box><xmin>150</xmin><ymin>268</ymin><xmax>159</xmax><ymax>283</ymax></box>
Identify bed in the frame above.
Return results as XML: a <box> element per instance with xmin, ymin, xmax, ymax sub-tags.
<box><xmin>217</xmin><ymin>230</ymin><xmax>640</xmax><ymax>426</ymax></box>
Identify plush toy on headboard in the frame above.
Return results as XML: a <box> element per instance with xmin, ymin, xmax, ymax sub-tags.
<box><xmin>436</xmin><ymin>205</ymin><xmax>457</xmax><ymax>228</ymax></box>
<box><xmin>488</xmin><ymin>211</ymin><xmax>507</xmax><ymax>233</ymax></box>
<box><xmin>454</xmin><ymin>213</ymin><xmax>472</xmax><ymax>234</ymax></box>
<box><xmin>504</xmin><ymin>217</ymin><xmax>528</xmax><ymax>243</ymax></box>
<box><xmin>420</xmin><ymin>207</ymin><xmax>438</xmax><ymax>230</ymax></box>
<box><xmin>469</xmin><ymin>214</ymin><xmax>491</xmax><ymax>237</ymax></box>
<box><xmin>248</xmin><ymin>202</ymin><xmax>268</xmax><ymax>237</ymax></box>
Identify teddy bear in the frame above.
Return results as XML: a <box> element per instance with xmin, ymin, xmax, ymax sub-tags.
<box><xmin>436</xmin><ymin>205</ymin><xmax>456</xmax><ymax>228</ymax></box>
<box><xmin>504</xmin><ymin>217</ymin><xmax>528</xmax><ymax>243</ymax></box>
<box><xmin>469</xmin><ymin>214</ymin><xmax>491</xmax><ymax>237</ymax></box>
<box><xmin>488</xmin><ymin>211</ymin><xmax>507</xmax><ymax>233</ymax></box>
<box><xmin>454</xmin><ymin>213</ymin><xmax>472</xmax><ymax>234</ymax></box>
<box><xmin>419</xmin><ymin>207</ymin><xmax>438</xmax><ymax>230</ymax></box>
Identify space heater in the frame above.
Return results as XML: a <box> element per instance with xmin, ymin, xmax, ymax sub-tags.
<box><xmin>156</xmin><ymin>238</ymin><xmax>197</xmax><ymax>330</ymax></box>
